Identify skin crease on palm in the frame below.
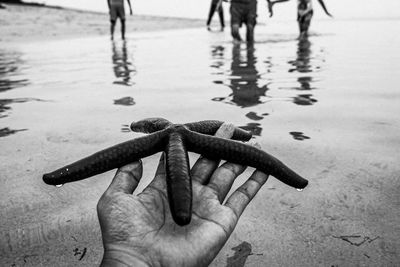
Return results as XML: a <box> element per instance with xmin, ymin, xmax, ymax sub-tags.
<box><xmin>97</xmin><ymin>123</ymin><xmax>269</xmax><ymax>267</ymax></box>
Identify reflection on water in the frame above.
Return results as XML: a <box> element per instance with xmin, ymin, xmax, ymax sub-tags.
<box><xmin>288</xmin><ymin>38</ymin><xmax>319</xmax><ymax>106</ymax></box>
<box><xmin>0</xmin><ymin>127</ymin><xmax>27</xmax><ymax>138</ymax></box>
<box><xmin>0</xmin><ymin>50</ymin><xmax>29</xmax><ymax>92</ymax></box>
<box><xmin>114</xmin><ymin>96</ymin><xmax>135</xmax><ymax>106</ymax></box>
<box><xmin>209</xmin><ymin>36</ymin><xmax>326</xmax><ymax>138</ymax></box>
<box><xmin>0</xmin><ymin>50</ymin><xmax>31</xmax><ymax>137</ymax></box>
<box><xmin>296</xmin><ymin>76</ymin><xmax>315</xmax><ymax>90</ymax></box>
<box><xmin>121</xmin><ymin>124</ymin><xmax>131</xmax><ymax>133</ymax></box>
<box><xmin>0</xmin><ymin>98</ymin><xmax>44</xmax><ymax>138</ymax></box>
<box><xmin>210</xmin><ymin>45</ymin><xmax>225</xmax><ymax>70</ymax></box>
<box><xmin>212</xmin><ymin>44</ymin><xmax>269</xmax><ymax>108</ymax></box>
<box><xmin>288</xmin><ymin>38</ymin><xmax>313</xmax><ymax>73</ymax></box>
<box><xmin>289</xmin><ymin>131</ymin><xmax>310</xmax><ymax>141</ymax></box>
<box><xmin>0</xmin><ymin>98</ymin><xmax>44</xmax><ymax>117</ymax></box>
<box><xmin>293</xmin><ymin>93</ymin><xmax>317</xmax><ymax>106</ymax></box>
<box><xmin>245</xmin><ymin>111</ymin><xmax>267</xmax><ymax>121</ymax></box>
<box><xmin>111</xmin><ymin>41</ymin><xmax>136</xmax><ymax>86</ymax></box>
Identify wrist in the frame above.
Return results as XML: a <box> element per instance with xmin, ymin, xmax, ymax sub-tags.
<box><xmin>101</xmin><ymin>247</ymin><xmax>151</xmax><ymax>267</ymax></box>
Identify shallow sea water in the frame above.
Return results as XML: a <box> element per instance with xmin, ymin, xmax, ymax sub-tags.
<box><xmin>1</xmin><ymin>20</ymin><xmax>399</xmax><ymax>143</ymax></box>
<box><xmin>1</xmin><ymin>19</ymin><xmax>400</xmax><ymax>266</ymax></box>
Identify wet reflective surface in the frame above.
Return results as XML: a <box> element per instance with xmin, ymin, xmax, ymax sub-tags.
<box><xmin>0</xmin><ymin>50</ymin><xmax>29</xmax><ymax>93</ymax></box>
<box><xmin>1</xmin><ymin>20</ymin><xmax>400</xmax><ymax>266</ymax></box>
<box><xmin>0</xmin><ymin>21</ymin><xmax>399</xmax><ymax>143</ymax></box>
<box><xmin>211</xmin><ymin>44</ymin><xmax>269</xmax><ymax>108</ymax></box>
<box><xmin>111</xmin><ymin>41</ymin><xmax>136</xmax><ymax>86</ymax></box>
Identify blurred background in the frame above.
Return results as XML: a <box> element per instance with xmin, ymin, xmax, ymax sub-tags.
<box><xmin>23</xmin><ymin>0</ymin><xmax>400</xmax><ymax>21</ymax></box>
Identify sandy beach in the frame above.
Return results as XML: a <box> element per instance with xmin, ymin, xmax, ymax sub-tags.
<box><xmin>1</xmin><ymin>2</ymin><xmax>400</xmax><ymax>267</ymax></box>
<box><xmin>0</xmin><ymin>3</ymin><xmax>204</xmax><ymax>42</ymax></box>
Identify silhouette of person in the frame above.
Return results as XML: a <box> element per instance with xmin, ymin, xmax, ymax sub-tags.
<box><xmin>268</xmin><ymin>0</ymin><xmax>332</xmax><ymax>39</ymax></box>
<box><xmin>230</xmin><ymin>0</ymin><xmax>258</xmax><ymax>43</ymax></box>
<box><xmin>107</xmin><ymin>0</ymin><xmax>133</xmax><ymax>40</ymax></box>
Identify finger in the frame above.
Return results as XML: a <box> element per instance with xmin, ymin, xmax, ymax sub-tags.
<box><xmin>191</xmin><ymin>123</ymin><xmax>235</xmax><ymax>184</ymax></box>
<box><xmin>225</xmin><ymin>170</ymin><xmax>269</xmax><ymax>218</ymax></box>
<box><xmin>143</xmin><ymin>153</ymin><xmax>168</xmax><ymax>192</ymax></box>
<box><xmin>155</xmin><ymin>152</ymin><xmax>166</xmax><ymax>177</ymax></box>
<box><xmin>205</xmin><ymin>141</ymin><xmax>260</xmax><ymax>202</ymax></box>
<box><xmin>105</xmin><ymin>160</ymin><xmax>143</xmax><ymax>195</ymax></box>
<box><xmin>207</xmin><ymin>162</ymin><xmax>247</xmax><ymax>203</ymax></box>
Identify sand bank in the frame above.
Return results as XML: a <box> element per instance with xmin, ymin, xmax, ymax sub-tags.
<box><xmin>0</xmin><ymin>3</ymin><xmax>204</xmax><ymax>42</ymax></box>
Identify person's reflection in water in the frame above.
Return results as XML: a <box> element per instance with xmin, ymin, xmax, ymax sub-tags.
<box><xmin>213</xmin><ymin>44</ymin><xmax>268</xmax><ymax>108</ymax></box>
<box><xmin>111</xmin><ymin>41</ymin><xmax>136</xmax><ymax>86</ymax></box>
<box><xmin>212</xmin><ymin>44</ymin><xmax>269</xmax><ymax>136</ymax></box>
<box><xmin>0</xmin><ymin>50</ymin><xmax>31</xmax><ymax>137</ymax></box>
<box><xmin>0</xmin><ymin>50</ymin><xmax>29</xmax><ymax>93</ymax></box>
<box><xmin>210</xmin><ymin>45</ymin><xmax>226</xmax><ymax>74</ymax></box>
<box><xmin>288</xmin><ymin>37</ymin><xmax>312</xmax><ymax>73</ymax></box>
<box><xmin>288</xmin><ymin>37</ymin><xmax>318</xmax><ymax>105</ymax></box>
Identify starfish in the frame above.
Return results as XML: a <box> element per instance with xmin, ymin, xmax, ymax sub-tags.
<box><xmin>43</xmin><ymin>118</ymin><xmax>308</xmax><ymax>225</ymax></box>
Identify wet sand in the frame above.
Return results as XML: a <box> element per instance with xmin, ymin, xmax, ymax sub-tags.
<box><xmin>1</xmin><ymin>4</ymin><xmax>400</xmax><ymax>267</ymax></box>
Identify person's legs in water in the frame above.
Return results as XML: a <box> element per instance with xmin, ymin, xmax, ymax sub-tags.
<box><xmin>231</xmin><ymin>24</ymin><xmax>241</xmax><ymax>42</ymax></box>
<box><xmin>245</xmin><ymin>1</ymin><xmax>257</xmax><ymax>43</ymax></box>
<box><xmin>121</xmin><ymin>19</ymin><xmax>126</xmax><ymax>40</ymax></box>
<box><xmin>206</xmin><ymin>2</ymin><xmax>218</xmax><ymax>30</ymax></box>
<box><xmin>298</xmin><ymin>11</ymin><xmax>313</xmax><ymax>39</ymax></box>
<box><xmin>110</xmin><ymin>20</ymin><xmax>116</xmax><ymax>40</ymax></box>
<box><xmin>230</xmin><ymin>3</ymin><xmax>243</xmax><ymax>42</ymax></box>
<box><xmin>115</xmin><ymin>4</ymin><xmax>127</xmax><ymax>40</ymax></box>
<box><xmin>246</xmin><ymin>23</ymin><xmax>255</xmax><ymax>43</ymax></box>
<box><xmin>218</xmin><ymin>4</ymin><xmax>225</xmax><ymax>31</ymax></box>
<box><xmin>109</xmin><ymin>4</ymin><xmax>118</xmax><ymax>40</ymax></box>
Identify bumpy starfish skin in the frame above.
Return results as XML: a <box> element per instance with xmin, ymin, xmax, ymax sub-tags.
<box><xmin>43</xmin><ymin>118</ymin><xmax>308</xmax><ymax>226</ymax></box>
<box><xmin>165</xmin><ymin>130</ymin><xmax>192</xmax><ymax>225</ymax></box>
<box><xmin>130</xmin><ymin>118</ymin><xmax>252</xmax><ymax>141</ymax></box>
<box><xmin>43</xmin><ymin>130</ymin><xmax>168</xmax><ymax>186</ymax></box>
<box><xmin>184</xmin><ymin>130</ymin><xmax>307</xmax><ymax>188</ymax></box>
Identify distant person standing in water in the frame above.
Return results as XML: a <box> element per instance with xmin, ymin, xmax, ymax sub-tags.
<box><xmin>268</xmin><ymin>0</ymin><xmax>332</xmax><ymax>39</ymax></box>
<box><xmin>206</xmin><ymin>0</ymin><xmax>226</xmax><ymax>31</ymax></box>
<box><xmin>230</xmin><ymin>0</ymin><xmax>258</xmax><ymax>43</ymax></box>
<box><xmin>107</xmin><ymin>0</ymin><xmax>133</xmax><ymax>40</ymax></box>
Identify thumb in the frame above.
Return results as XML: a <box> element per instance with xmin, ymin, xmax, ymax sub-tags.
<box><xmin>106</xmin><ymin>160</ymin><xmax>143</xmax><ymax>195</ymax></box>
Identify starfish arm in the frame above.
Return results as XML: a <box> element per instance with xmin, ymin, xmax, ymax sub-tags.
<box><xmin>43</xmin><ymin>130</ymin><xmax>168</xmax><ymax>185</ymax></box>
<box><xmin>184</xmin><ymin>120</ymin><xmax>252</xmax><ymax>141</ymax></box>
<box><xmin>183</xmin><ymin>130</ymin><xmax>308</xmax><ymax>189</ymax></box>
<box><xmin>165</xmin><ymin>132</ymin><xmax>192</xmax><ymax>226</ymax></box>
<box><xmin>130</xmin><ymin>117</ymin><xmax>172</xmax><ymax>133</ymax></box>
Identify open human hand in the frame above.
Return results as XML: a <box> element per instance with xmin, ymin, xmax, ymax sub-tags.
<box><xmin>97</xmin><ymin>124</ymin><xmax>269</xmax><ymax>267</ymax></box>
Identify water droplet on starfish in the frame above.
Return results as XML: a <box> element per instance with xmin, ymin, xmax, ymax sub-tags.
<box><xmin>55</xmin><ymin>184</ymin><xmax>64</xmax><ymax>188</ymax></box>
<box><xmin>296</xmin><ymin>188</ymin><xmax>303</xmax><ymax>192</ymax></box>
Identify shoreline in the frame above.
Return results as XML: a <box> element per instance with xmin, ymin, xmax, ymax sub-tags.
<box><xmin>0</xmin><ymin>3</ymin><xmax>205</xmax><ymax>43</ymax></box>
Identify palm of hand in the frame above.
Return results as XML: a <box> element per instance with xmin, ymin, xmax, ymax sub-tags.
<box><xmin>97</xmin><ymin>124</ymin><xmax>269</xmax><ymax>267</ymax></box>
<box><xmin>98</xmin><ymin>165</ymin><xmax>238</xmax><ymax>267</ymax></box>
